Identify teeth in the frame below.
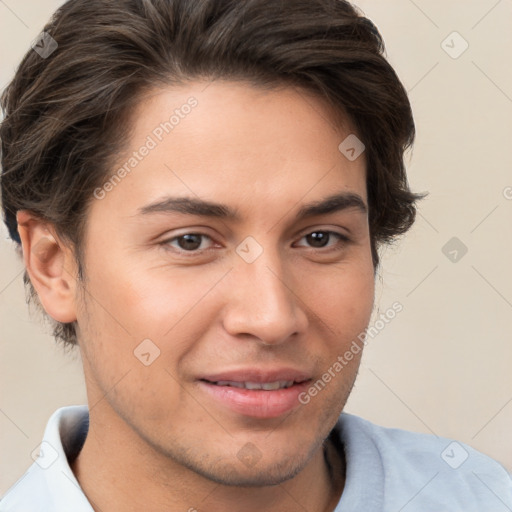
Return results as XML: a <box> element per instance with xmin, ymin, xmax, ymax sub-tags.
<box><xmin>213</xmin><ymin>380</ymin><xmax>295</xmax><ymax>390</ymax></box>
<box><xmin>215</xmin><ymin>380</ymin><xmax>245</xmax><ymax>389</ymax></box>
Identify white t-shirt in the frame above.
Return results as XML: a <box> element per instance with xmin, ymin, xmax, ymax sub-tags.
<box><xmin>1</xmin><ymin>405</ymin><xmax>511</xmax><ymax>511</ymax></box>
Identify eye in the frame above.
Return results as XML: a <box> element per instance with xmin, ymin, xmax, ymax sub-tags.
<box><xmin>164</xmin><ymin>233</ymin><xmax>215</xmax><ymax>252</ymax></box>
<box><xmin>161</xmin><ymin>229</ymin><xmax>350</xmax><ymax>256</ymax></box>
<box><xmin>294</xmin><ymin>230</ymin><xmax>349</xmax><ymax>250</ymax></box>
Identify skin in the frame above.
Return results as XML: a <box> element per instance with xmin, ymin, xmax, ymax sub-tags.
<box><xmin>17</xmin><ymin>81</ymin><xmax>375</xmax><ymax>512</ymax></box>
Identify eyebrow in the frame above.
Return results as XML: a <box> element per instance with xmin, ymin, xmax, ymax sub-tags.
<box><xmin>137</xmin><ymin>192</ymin><xmax>367</xmax><ymax>221</ymax></box>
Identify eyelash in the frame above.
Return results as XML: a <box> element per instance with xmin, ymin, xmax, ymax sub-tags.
<box><xmin>160</xmin><ymin>230</ymin><xmax>351</xmax><ymax>257</ymax></box>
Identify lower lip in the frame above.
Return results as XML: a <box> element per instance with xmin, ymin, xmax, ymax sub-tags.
<box><xmin>198</xmin><ymin>380</ymin><xmax>311</xmax><ymax>418</ymax></box>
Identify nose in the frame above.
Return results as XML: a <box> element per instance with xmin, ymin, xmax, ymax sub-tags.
<box><xmin>221</xmin><ymin>248</ymin><xmax>308</xmax><ymax>346</ymax></box>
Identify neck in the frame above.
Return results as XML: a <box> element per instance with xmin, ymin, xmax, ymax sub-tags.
<box><xmin>70</xmin><ymin>406</ymin><xmax>345</xmax><ymax>512</ymax></box>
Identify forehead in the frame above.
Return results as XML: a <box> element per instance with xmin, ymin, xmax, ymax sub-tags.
<box><xmin>91</xmin><ymin>81</ymin><xmax>367</xmax><ymax>223</ymax></box>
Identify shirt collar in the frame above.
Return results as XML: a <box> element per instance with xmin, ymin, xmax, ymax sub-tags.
<box><xmin>36</xmin><ymin>405</ymin><xmax>91</xmax><ymax>510</ymax></box>
<box><xmin>2</xmin><ymin>405</ymin><xmax>93</xmax><ymax>511</ymax></box>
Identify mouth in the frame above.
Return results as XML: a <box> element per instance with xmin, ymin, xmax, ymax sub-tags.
<box><xmin>201</xmin><ymin>379</ymin><xmax>306</xmax><ymax>390</ymax></box>
<box><xmin>197</xmin><ymin>378</ymin><xmax>313</xmax><ymax>419</ymax></box>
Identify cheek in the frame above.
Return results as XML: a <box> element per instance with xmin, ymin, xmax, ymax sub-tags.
<box><xmin>121</xmin><ymin>266</ymin><xmax>230</xmax><ymax>340</ymax></box>
<box><xmin>79</xmin><ymin>249</ymin><xmax>213</xmax><ymax>336</ymax></box>
<box><xmin>76</xmin><ymin>257</ymin><xmax>228</xmax><ymax>382</ymax></box>
<box><xmin>300</xmin><ymin>261</ymin><xmax>375</xmax><ymax>336</ymax></box>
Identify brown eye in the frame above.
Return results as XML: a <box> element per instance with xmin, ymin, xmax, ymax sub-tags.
<box><xmin>295</xmin><ymin>230</ymin><xmax>349</xmax><ymax>250</ymax></box>
<box><xmin>176</xmin><ymin>234</ymin><xmax>203</xmax><ymax>251</ymax></box>
<box><xmin>164</xmin><ymin>233</ymin><xmax>214</xmax><ymax>252</ymax></box>
<box><xmin>305</xmin><ymin>231</ymin><xmax>330</xmax><ymax>248</ymax></box>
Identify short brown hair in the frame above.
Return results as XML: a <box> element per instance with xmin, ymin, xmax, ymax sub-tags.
<box><xmin>1</xmin><ymin>0</ymin><xmax>424</xmax><ymax>346</ymax></box>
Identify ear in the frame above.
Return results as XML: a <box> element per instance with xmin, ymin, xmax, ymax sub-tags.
<box><xmin>16</xmin><ymin>210</ymin><xmax>78</xmax><ymax>323</ymax></box>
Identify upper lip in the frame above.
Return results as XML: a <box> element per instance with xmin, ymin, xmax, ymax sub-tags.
<box><xmin>199</xmin><ymin>367</ymin><xmax>313</xmax><ymax>384</ymax></box>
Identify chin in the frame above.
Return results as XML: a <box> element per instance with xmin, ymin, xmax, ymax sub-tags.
<box><xmin>196</xmin><ymin>456</ymin><xmax>308</xmax><ymax>488</ymax></box>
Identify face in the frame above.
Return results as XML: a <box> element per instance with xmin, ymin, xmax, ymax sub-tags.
<box><xmin>75</xmin><ymin>81</ymin><xmax>375</xmax><ymax>486</ymax></box>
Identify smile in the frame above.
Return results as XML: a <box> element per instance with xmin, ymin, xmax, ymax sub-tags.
<box><xmin>207</xmin><ymin>380</ymin><xmax>296</xmax><ymax>390</ymax></box>
<box><xmin>198</xmin><ymin>379</ymin><xmax>312</xmax><ymax>418</ymax></box>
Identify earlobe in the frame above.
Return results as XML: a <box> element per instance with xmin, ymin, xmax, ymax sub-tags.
<box><xmin>16</xmin><ymin>210</ymin><xmax>78</xmax><ymax>324</ymax></box>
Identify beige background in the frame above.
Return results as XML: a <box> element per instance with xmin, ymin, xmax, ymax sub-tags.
<box><xmin>1</xmin><ymin>0</ymin><xmax>511</xmax><ymax>495</ymax></box>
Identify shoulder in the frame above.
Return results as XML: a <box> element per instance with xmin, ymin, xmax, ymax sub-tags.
<box><xmin>336</xmin><ymin>413</ymin><xmax>512</xmax><ymax>511</ymax></box>
<box><xmin>340</xmin><ymin>412</ymin><xmax>507</xmax><ymax>473</ymax></box>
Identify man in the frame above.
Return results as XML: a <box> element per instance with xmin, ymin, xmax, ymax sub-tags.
<box><xmin>1</xmin><ymin>0</ymin><xmax>510</xmax><ymax>510</ymax></box>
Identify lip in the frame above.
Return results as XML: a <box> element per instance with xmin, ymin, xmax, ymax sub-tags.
<box><xmin>196</xmin><ymin>367</ymin><xmax>313</xmax><ymax>419</ymax></box>
<box><xmin>198</xmin><ymin>367</ymin><xmax>312</xmax><ymax>384</ymax></box>
<box><xmin>198</xmin><ymin>379</ymin><xmax>312</xmax><ymax>418</ymax></box>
